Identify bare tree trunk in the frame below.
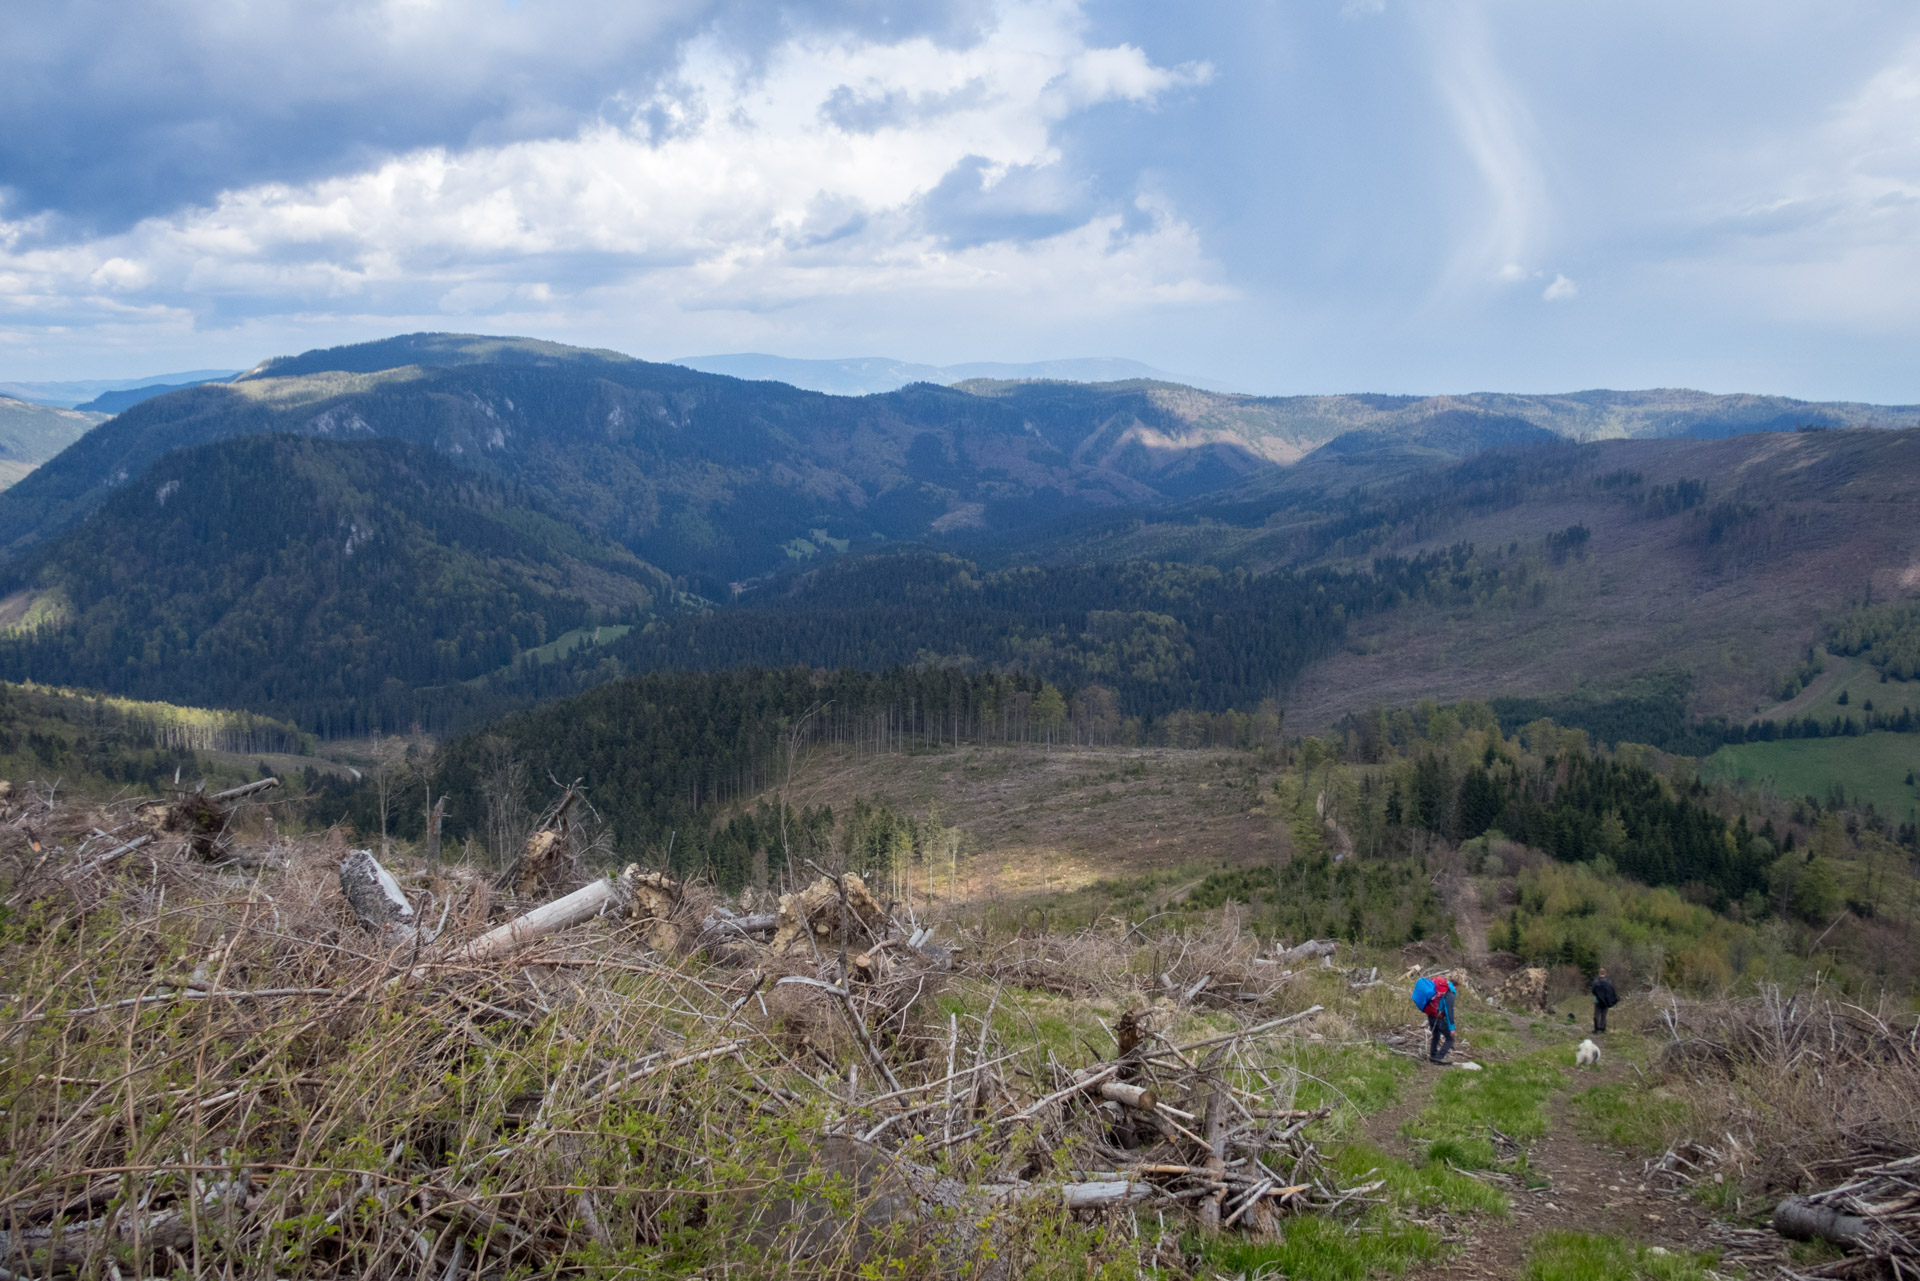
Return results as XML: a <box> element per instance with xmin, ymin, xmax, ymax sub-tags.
<box><xmin>425</xmin><ymin>795</ymin><xmax>445</xmax><ymax>871</ymax></box>
<box><xmin>1197</xmin><ymin>1051</ymin><xmax>1228</xmax><ymax>1233</ymax></box>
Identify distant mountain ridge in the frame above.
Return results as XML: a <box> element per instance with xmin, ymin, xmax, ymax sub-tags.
<box><xmin>670</xmin><ymin>352</ymin><xmax>1222</xmax><ymax>395</ymax></box>
<box><xmin>0</xmin><ymin>370</ymin><xmax>239</xmax><ymax>409</ymax></box>
<box><xmin>74</xmin><ymin>378</ymin><xmax>235</xmax><ymax>415</ymax></box>
<box><xmin>4</xmin><ymin>331</ymin><xmax>1918</xmax><ymax>595</ymax></box>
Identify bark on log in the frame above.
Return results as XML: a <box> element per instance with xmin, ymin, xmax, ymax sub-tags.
<box><xmin>437</xmin><ymin>874</ymin><xmax>628</xmax><ymax>968</ymax></box>
<box><xmin>1096</xmin><ymin>1081</ymin><xmax>1158</xmax><ymax>1112</ymax></box>
<box><xmin>1061</xmin><ymin>1180</ymin><xmax>1154</xmax><ymax>1210</ymax></box>
<box><xmin>208</xmin><ymin>776</ymin><xmax>279</xmax><ymax>803</ymax></box>
<box><xmin>1774</xmin><ymin>1197</ymin><xmax>1869</xmax><ymax>1246</ymax></box>
<box><xmin>698</xmin><ymin>911</ymin><xmax>778</xmax><ymax>945</ymax></box>
<box><xmin>339</xmin><ymin>849</ymin><xmax>418</xmax><ymax>946</ymax></box>
<box><xmin>1197</xmin><ymin>1053</ymin><xmax>1229</xmax><ymax>1233</ymax></box>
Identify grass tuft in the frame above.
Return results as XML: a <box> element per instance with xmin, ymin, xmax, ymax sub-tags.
<box><xmin>1521</xmin><ymin>1230</ymin><xmax>1719</xmax><ymax>1281</ymax></box>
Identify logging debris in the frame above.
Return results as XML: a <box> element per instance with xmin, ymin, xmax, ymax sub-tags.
<box><xmin>1773</xmin><ymin>1154</ymin><xmax>1920</xmax><ymax>1278</ymax></box>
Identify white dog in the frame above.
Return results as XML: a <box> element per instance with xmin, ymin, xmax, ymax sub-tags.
<box><xmin>1575</xmin><ymin>1038</ymin><xmax>1601</xmax><ymax>1067</ymax></box>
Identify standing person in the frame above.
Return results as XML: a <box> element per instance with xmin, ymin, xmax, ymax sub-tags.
<box><xmin>1411</xmin><ymin>975</ymin><xmax>1455</xmax><ymax>1063</ymax></box>
<box><xmin>1591</xmin><ymin>967</ymin><xmax>1619</xmax><ymax>1033</ymax></box>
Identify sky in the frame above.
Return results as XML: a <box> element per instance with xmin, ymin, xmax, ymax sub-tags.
<box><xmin>4</xmin><ymin>0</ymin><xmax>1920</xmax><ymax>400</ymax></box>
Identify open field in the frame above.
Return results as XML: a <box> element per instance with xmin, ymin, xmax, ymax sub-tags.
<box><xmin>773</xmin><ymin>743</ymin><xmax>1280</xmax><ymax>907</ymax></box>
<box><xmin>1703</xmin><ymin>730</ymin><xmax>1920</xmax><ymax>820</ymax></box>
<box><xmin>1757</xmin><ymin>651</ymin><xmax>1920</xmax><ymax>723</ymax></box>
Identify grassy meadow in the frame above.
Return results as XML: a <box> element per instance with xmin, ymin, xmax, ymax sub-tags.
<box><xmin>1703</xmin><ymin>730</ymin><xmax>1920</xmax><ymax>819</ymax></box>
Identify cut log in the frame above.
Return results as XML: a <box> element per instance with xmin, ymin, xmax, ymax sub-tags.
<box><xmin>208</xmin><ymin>776</ymin><xmax>280</xmax><ymax>803</ymax></box>
<box><xmin>1774</xmin><ymin>1196</ymin><xmax>1869</xmax><ymax>1246</ymax></box>
<box><xmin>437</xmin><ymin>872</ymin><xmax>631</xmax><ymax>968</ymax></box>
<box><xmin>698</xmin><ymin>911</ymin><xmax>779</xmax><ymax>946</ymax></box>
<box><xmin>1274</xmin><ymin>939</ymin><xmax>1337</xmax><ymax>964</ymax></box>
<box><xmin>340</xmin><ymin>849</ymin><xmax>418</xmax><ymax>946</ymax></box>
<box><xmin>1197</xmin><ymin>1052</ymin><xmax>1229</xmax><ymax>1233</ymax></box>
<box><xmin>1097</xmin><ymin>1081</ymin><xmax>1158</xmax><ymax>1111</ymax></box>
<box><xmin>69</xmin><ymin>832</ymin><xmax>152</xmax><ymax>877</ymax></box>
<box><xmin>1061</xmin><ymin>1180</ymin><xmax>1154</xmax><ymax>1210</ymax></box>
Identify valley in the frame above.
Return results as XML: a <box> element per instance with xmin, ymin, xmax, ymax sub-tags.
<box><xmin>0</xmin><ymin>332</ymin><xmax>1916</xmax><ymax>1281</ymax></box>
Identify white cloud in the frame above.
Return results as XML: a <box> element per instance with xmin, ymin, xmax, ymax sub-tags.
<box><xmin>1426</xmin><ymin>2</ymin><xmax>1547</xmax><ymax>295</ymax></box>
<box><xmin>0</xmin><ymin>1</ymin><xmax>1223</xmax><ymax>347</ymax></box>
<box><xmin>1541</xmin><ymin>273</ymin><xmax>1577</xmax><ymax>300</ymax></box>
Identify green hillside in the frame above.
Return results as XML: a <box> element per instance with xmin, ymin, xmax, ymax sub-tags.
<box><xmin>0</xmin><ymin>335</ymin><xmax>1369</xmax><ymax>587</ymax></box>
<box><xmin>12</xmin><ymin>334</ymin><xmax>1914</xmax><ymax>594</ymax></box>
<box><xmin>0</xmin><ymin>435</ymin><xmax>672</xmax><ymax>732</ymax></box>
<box><xmin>0</xmin><ymin>396</ymin><xmax>105</xmax><ymax>487</ymax></box>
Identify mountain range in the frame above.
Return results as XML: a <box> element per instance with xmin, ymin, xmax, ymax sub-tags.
<box><xmin>669</xmin><ymin>353</ymin><xmax>1212</xmax><ymax>395</ymax></box>
<box><xmin>0</xmin><ymin>369</ymin><xmax>240</xmax><ymax>409</ymax></box>
<box><xmin>0</xmin><ymin>330</ymin><xmax>1917</xmax><ymax>735</ymax></box>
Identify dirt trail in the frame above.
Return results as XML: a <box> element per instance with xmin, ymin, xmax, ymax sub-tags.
<box><xmin>1368</xmin><ymin>878</ymin><xmax>1770</xmax><ymax>1276</ymax></box>
<box><xmin>1367</xmin><ymin>1012</ymin><xmax>1733</xmax><ymax>1281</ymax></box>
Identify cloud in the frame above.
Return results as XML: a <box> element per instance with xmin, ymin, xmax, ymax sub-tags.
<box><xmin>0</xmin><ymin>1</ymin><xmax>1225</xmax><ymax>345</ymax></box>
<box><xmin>1426</xmin><ymin>2</ymin><xmax>1547</xmax><ymax>292</ymax></box>
<box><xmin>1648</xmin><ymin>34</ymin><xmax>1920</xmax><ymax>329</ymax></box>
<box><xmin>1541</xmin><ymin>273</ymin><xmax>1577</xmax><ymax>300</ymax></box>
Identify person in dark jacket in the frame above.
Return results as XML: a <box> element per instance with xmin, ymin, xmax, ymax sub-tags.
<box><xmin>1591</xmin><ymin>968</ymin><xmax>1619</xmax><ymax>1033</ymax></box>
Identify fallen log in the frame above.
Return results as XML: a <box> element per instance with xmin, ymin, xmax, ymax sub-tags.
<box><xmin>0</xmin><ymin>1174</ymin><xmax>250</xmax><ymax>1275</ymax></box>
<box><xmin>437</xmin><ymin>871</ymin><xmax>632</xmax><ymax>968</ymax></box>
<box><xmin>207</xmin><ymin>777</ymin><xmax>280</xmax><ymax>803</ymax></box>
<box><xmin>1097</xmin><ymin>1081</ymin><xmax>1158</xmax><ymax>1111</ymax></box>
<box><xmin>1774</xmin><ymin>1196</ymin><xmax>1868</xmax><ymax>1247</ymax></box>
<box><xmin>1061</xmin><ymin>1180</ymin><xmax>1154</xmax><ymax>1210</ymax></box>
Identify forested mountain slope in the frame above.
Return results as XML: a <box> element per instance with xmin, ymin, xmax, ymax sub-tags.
<box><xmin>0</xmin><ymin>435</ymin><xmax>671</xmax><ymax>731</ymax></box>
<box><xmin>0</xmin><ymin>334</ymin><xmax>1349</xmax><ymax>585</ymax></box>
<box><xmin>0</xmin><ymin>397</ymin><xmax>105</xmax><ymax>488</ymax></box>
<box><xmin>9</xmin><ymin>333</ymin><xmax>1916</xmax><ymax>593</ymax></box>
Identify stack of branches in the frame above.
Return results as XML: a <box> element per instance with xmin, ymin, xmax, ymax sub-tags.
<box><xmin>0</xmin><ymin>776</ymin><xmax>282</xmax><ymax>909</ymax></box>
<box><xmin>0</xmin><ymin>792</ymin><xmax>1380</xmax><ymax>1280</ymax></box>
<box><xmin>1774</xmin><ymin>1154</ymin><xmax>1920</xmax><ymax>1279</ymax></box>
<box><xmin>1647</xmin><ymin>986</ymin><xmax>1920</xmax><ymax>1196</ymax></box>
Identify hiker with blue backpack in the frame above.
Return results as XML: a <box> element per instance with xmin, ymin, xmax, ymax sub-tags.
<box><xmin>1412</xmin><ymin>974</ymin><xmax>1455</xmax><ymax>1064</ymax></box>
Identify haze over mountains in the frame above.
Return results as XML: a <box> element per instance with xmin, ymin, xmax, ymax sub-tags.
<box><xmin>0</xmin><ymin>370</ymin><xmax>240</xmax><ymax>409</ymax></box>
<box><xmin>0</xmin><ymin>330</ymin><xmax>1917</xmax><ymax>739</ymax></box>
<box><xmin>669</xmin><ymin>353</ymin><xmax>1216</xmax><ymax>395</ymax></box>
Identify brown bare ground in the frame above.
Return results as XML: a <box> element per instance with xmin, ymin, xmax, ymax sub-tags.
<box><xmin>1286</xmin><ymin>429</ymin><xmax>1920</xmax><ymax>730</ymax></box>
<box><xmin>772</xmin><ymin>743</ymin><xmax>1280</xmax><ymax>903</ymax></box>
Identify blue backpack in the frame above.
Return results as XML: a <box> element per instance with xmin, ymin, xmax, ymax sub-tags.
<box><xmin>1411</xmin><ymin>977</ymin><xmax>1436</xmax><ymax>1010</ymax></box>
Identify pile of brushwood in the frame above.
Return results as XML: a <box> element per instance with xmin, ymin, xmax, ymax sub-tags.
<box><xmin>1638</xmin><ymin>988</ymin><xmax>1920</xmax><ymax>1280</ymax></box>
<box><xmin>0</xmin><ymin>786</ymin><xmax>1383</xmax><ymax>1279</ymax></box>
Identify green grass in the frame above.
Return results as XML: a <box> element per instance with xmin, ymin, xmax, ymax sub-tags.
<box><xmin>1568</xmin><ymin>1082</ymin><xmax>1686</xmax><ymax>1155</ymax></box>
<box><xmin>1769</xmin><ymin>652</ymin><xmax>1920</xmax><ymax>722</ymax></box>
<box><xmin>1521</xmin><ymin>1231</ymin><xmax>1718</xmax><ymax>1281</ymax></box>
<box><xmin>1203</xmin><ymin>1212</ymin><xmax>1445</xmax><ymax>1281</ymax></box>
<box><xmin>1335</xmin><ymin>1142</ymin><xmax>1508</xmax><ymax>1217</ymax></box>
<box><xmin>1404</xmin><ymin>1049</ymin><xmax>1565</xmax><ymax>1170</ymax></box>
<box><xmin>1286</xmin><ymin>1043</ymin><xmax>1414</xmax><ymax>1129</ymax></box>
<box><xmin>1201</xmin><ymin>1144</ymin><xmax>1505</xmax><ymax>1281</ymax></box>
<box><xmin>1702</xmin><ymin>731</ymin><xmax>1920</xmax><ymax>819</ymax></box>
